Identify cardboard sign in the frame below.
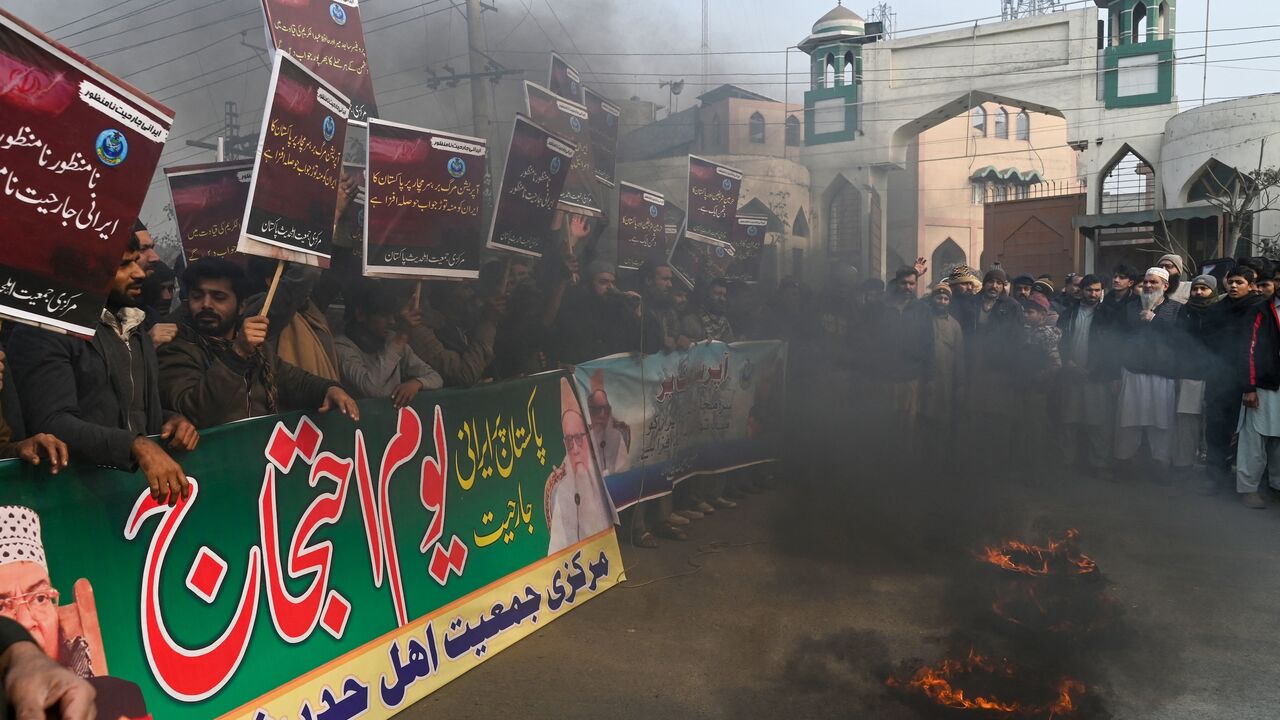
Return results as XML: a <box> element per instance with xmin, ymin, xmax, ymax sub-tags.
<box><xmin>165</xmin><ymin>161</ymin><xmax>253</xmax><ymax>263</ymax></box>
<box><xmin>727</xmin><ymin>214</ymin><xmax>767</xmax><ymax>282</ymax></box>
<box><xmin>239</xmin><ymin>51</ymin><xmax>350</xmax><ymax>263</ymax></box>
<box><xmin>364</xmin><ymin>118</ymin><xmax>486</xmax><ymax>279</ymax></box>
<box><xmin>486</xmin><ymin>115</ymin><xmax>574</xmax><ymax>258</ymax></box>
<box><xmin>0</xmin><ymin>9</ymin><xmax>174</xmax><ymax>337</ymax></box>
<box><xmin>616</xmin><ymin>182</ymin><xmax>665</xmax><ymax>271</ymax></box>
<box><xmin>262</xmin><ymin>0</ymin><xmax>377</xmax><ymax>123</ymax></box>
<box><xmin>524</xmin><ymin>81</ymin><xmax>599</xmax><ymax>217</ymax></box>
<box><xmin>548</xmin><ymin>51</ymin><xmax>585</xmax><ymax>104</ymax></box>
<box><xmin>584</xmin><ymin>88</ymin><xmax>620</xmax><ymax>189</ymax></box>
<box><xmin>686</xmin><ymin>154</ymin><xmax>742</xmax><ymax>245</ymax></box>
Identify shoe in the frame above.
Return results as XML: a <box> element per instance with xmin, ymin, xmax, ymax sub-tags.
<box><xmin>711</xmin><ymin>496</ymin><xmax>738</xmax><ymax>509</ymax></box>
<box><xmin>633</xmin><ymin>532</ymin><xmax>659</xmax><ymax>549</ymax></box>
<box><xmin>655</xmin><ymin>523</ymin><xmax>689</xmax><ymax>541</ymax></box>
<box><xmin>676</xmin><ymin>509</ymin><xmax>704</xmax><ymax>521</ymax></box>
<box><xmin>666</xmin><ymin>512</ymin><xmax>691</xmax><ymax>526</ymax></box>
<box><xmin>693</xmin><ymin>501</ymin><xmax>716</xmax><ymax>514</ymax></box>
<box><xmin>1242</xmin><ymin>491</ymin><xmax>1266</xmax><ymax>509</ymax></box>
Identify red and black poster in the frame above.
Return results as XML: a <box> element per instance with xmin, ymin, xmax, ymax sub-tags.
<box><xmin>727</xmin><ymin>214</ymin><xmax>767</xmax><ymax>283</ymax></box>
<box><xmin>261</xmin><ymin>0</ymin><xmax>376</xmax><ymax>123</ymax></box>
<box><xmin>617</xmin><ymin>182</ymin><xmax>665</xmax><ymax>271</ymax></box>
<box><xmin>364</xmin><ymin>118</ymin><xmax>486</xmax><ymax>279</ymax></box>
<box><xmin>525</xmin><ymin>81</ymin><xmax>600</xmax><ymax>217</ymax></box>
<box><xmin>686</xmin><ymin>154</ymin><xmax>742</xmax><ymax>245</ymax></box>
<box><xmin>0</xmin><ymin>9</ymin><xmax>174</xmax><ymax>338</ymax></box>
<box><xmin>486</xmin><ymin>115</ymin><xmax>575</xmax><ymax>258</ymax></box>
<box><xmin>164</xmin><ymin>161</ymin><xmax>252</xmax><ymax>264</ymax></box>
<box><xmin>669</xmin><ymin>233</ymin><xmax>734</xmax><ymax>291</ymax></box>
<box><xmin>584</xmin><ymin>87</ymin><xmax>620</xmax><ymax>189</ymax></box>
<box><xmin>548</xmin><ymin>51</ymin><xmax>585</xmax><ymax>105</ymax></box>
<box><xmin>239</xmin><ymin>51</ymin><xmax>350</xmax><ymax>262</ymax></box>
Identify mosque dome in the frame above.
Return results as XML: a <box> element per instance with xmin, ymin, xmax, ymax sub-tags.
<box><xmin>812</xmin><ymin>4</ymin><xmax>865</xmax><ymax>36</ymax></box>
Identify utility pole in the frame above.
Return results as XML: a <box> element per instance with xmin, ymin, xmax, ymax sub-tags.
<box><xmin>701</xmin><ymin>0</ymin><xmax>709</xmax><ymax>94</ymax></box>
<box><xmin>466</xmin><ymin>0</ymin><xmax>492</xmax><ymax>142</ymax></box>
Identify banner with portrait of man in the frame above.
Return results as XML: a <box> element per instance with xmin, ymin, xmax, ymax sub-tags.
<box><xmin>0</xmin><ymin>9</ymin><xmax>174</xmax><ymax>338</ymax></box>
<box><xmin>363</xmin><ymin>119</ymin><xmax>486</xmax><ymax>279</ymax></box>
<box><xmin>239</xmin><ymin>51</ymin><xmax>351</xmax><ymax>265</ymax></box>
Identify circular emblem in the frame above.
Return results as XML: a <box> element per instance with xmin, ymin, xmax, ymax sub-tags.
<box><xmin>570</xmin><ymin>80</ymin><xmax>580</xmax><ymax>96</ymax></box>
<box><xmin>721</xmin><ymin>178</ymin><xmax>733</xmax><ymax>191</ymax></box>
<box><xmin>550</xmin><ymin>156</ymin><xmax>562</xmax><ymax>174</ymax></box>
<box><xmin>649</xmin><ymin>205</ymin><xmax>659</xmax><ymax>218</ymax></box>
<box><xmin>447</xmin><ymin>156</ymin><xmax>467</xmax><ymax>178</ymax></box>
<box><xmin>747</xmin><ymin>226</ymin><xmax>759</xmax><ymax>236</ymax></box>
<box><xmin>569</xmin><ymin>116</ymin><xmax>582</xmax><ymax>133</ymax></box>
<box><xmin>329</xmin><ymin>3</ymin><xmax>347</xmax><ymax>25</ymax></box>
<box><xmin>715</xmin><ymin>246</ymin><xmax>727</xmax><ymax>257</ymax></box>
<box><xmin>322</xmin><ymin>115</ymin><xmax>336</xmax><ymax>142</ymax></box>
<box><xmin>95</xmin><ymin>129</ymin><xmax>128</xmax><ymax>167</ymax></box>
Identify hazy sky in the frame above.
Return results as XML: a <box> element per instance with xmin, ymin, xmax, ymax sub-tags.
<box><xmin>7</xmin><ymin>0</ymin><xmax>1275</xmax><ymax>240</ymax></box>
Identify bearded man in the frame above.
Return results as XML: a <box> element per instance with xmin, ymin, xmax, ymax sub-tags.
<box><xmin>546</xmin><ymin>378</ymin><xmax>617</xmax><ymax>554</ymax></box>
<box><xmin>1114</xmin><ymin>268</ymin><xmax>1183</xmax><ymax>470</ymax></box>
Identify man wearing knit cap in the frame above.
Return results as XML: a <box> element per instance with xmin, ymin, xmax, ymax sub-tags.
<box><xmin>546</xmin><ymin>378</ymin><xmax>617</xmax><ymax>554</ymax></box>
<box><xmin>1114</xmin><ymin>267</ymin><xmax>1183</xmax><ymax>470</ymax></box>
<box><xmin>1011</xmin><ymin>274</ymin><xmax>1035</xmax><ymax>301</ymax></box>
<box><xmin>1157</xmin><ymin>254</ymin><xmax>1191</xmax><ymax>304</ymax></box>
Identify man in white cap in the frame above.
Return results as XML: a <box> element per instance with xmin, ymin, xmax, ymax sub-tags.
<box><xmin>1114</xmin><ymin>268</ymin><xmax>1183</xmax><ymax>471</ymax></box>
<box><xmin>546</xmin><ymin>379</ymin><xmax>617</xmax><ymax>555</ymax></box>
<box><xmin>0</xmin><ymin>506</ymin><xmax>149</xmax><ymax>718</ymax></box>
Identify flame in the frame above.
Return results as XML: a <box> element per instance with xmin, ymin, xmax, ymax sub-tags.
<box><xmin>887</xmin><ymin>649</ymin><xmax>1087</xmax><ymax>717</ymax></box>
<box><xmin>979</xmin><ymin>529</ymin><xmax>1097</xmax><ymax>577</ymax></box>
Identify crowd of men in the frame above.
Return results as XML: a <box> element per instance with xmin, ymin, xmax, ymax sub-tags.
<box><xmin>841</xmin><ymin>254</ymin><xmax>1280</xmax><ymax>509</ymax></box>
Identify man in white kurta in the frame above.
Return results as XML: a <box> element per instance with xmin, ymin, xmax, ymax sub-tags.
<box><xmin>1115</xmin><ymin>269</ymin><xmax>1181</xmax><ymax>467</ymax></box>
<box><xmin>546</xmin><ymin>379</ymin><xmax>615</xmax><ymax>555</ymax></box>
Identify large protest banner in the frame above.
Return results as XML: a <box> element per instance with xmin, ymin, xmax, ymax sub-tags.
<box><xmin>573</xmin><ymin>341</ymin><xmax>787</xmax><ymax>511</ymax></box>
<box><xmin>547</xmin><ymin>52</ymin><xmax>585</xmax><ymax>105</ymax></box>
<box><xmin>525</xmin><ymin>82</ymin><xmax>600</xmax><ymax>217</ymax></box>
<box><xmin>364</xmin><ymin>119</ymin><xmax>486</xmax><ymax>279</ymax></box>
<box><xmin>165</xmin><ymin>161</ymin><xmax>253</xmax><ymax>263</ymax></box>
<box><xmin>584</xmin><ymin>88</ymin><xmax>620</xmax><ymax>188</ymax></box>
<box><xmin>686</xmin><ymin>155</ymin><xmax>742</xmax><ymax>245</ymax></box>
<box><xmin>0</xmin><ymin>10</ymin><xmax>174</xmax><ymax>338</ymax></box>
<box><xmin>240</xmin><ymin>51</ymin><xmax>350</xmax><ymax>264</ymax></box>
<box><xmin>486</xmin><ymin>115</ymin><xmax>575</xmax><ymax>258</ymax></box>
<box><xmin>0</xmin><ymin>371</ymin><xmax>622</xmax><ymax>718</ymax></box>
<box><xmin>617</xmin><ymin>182</ymin><xmax>665</xmax><ymax>271</ymax></box>
<box><xmin>726</xmin><ymin>214</ymin><xmax>768</xmax><ymax>283</ymax></box>
<box><xmin>262</xmin><ymin>0</ymin><xmax>377</xmax><ymax>123</ymax></box>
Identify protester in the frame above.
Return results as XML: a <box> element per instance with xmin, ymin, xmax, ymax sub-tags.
<box><xmin>868</xmin><ymin>267</ymin><xmax>930</xmax><ymax>435</ymax></box>
<box><xmin>1114</xmin><ymin>268</ymin><xmax>1183</xmax><ymax>472</ymax></box>
<box><xmin>131</xmin><ymin>220</ymin><xmax>161</xmax><ymax>276</ymax></box>
<box><xmin>158</xmin><ymin>258</ymin><xmax>359</xmax><ymax>428</ymax></box>
<box><xmin>1106</xmin><ymin>264</ymin><xmax>1142</xmax><ymax>312</ymax></box>
<box><xmin>639</xmin><ymin>261</ymin><xmax>681</xmax><ymax>354</ymax></box>
<box><xmin>335</xmin><ymin>281</ymin><xmax>443</xmax><ymax>406</ymax></box>
<box><xmin>243</xmin><ymin>260</ymin><xmax>342</xmax><ymax>382</ymax></box>
<box><xmin>1057</xmin><ymin>274</ymin><xmax>1118</xmax><ymax>477</ymax></box>
<box><xmin>1157</xmin><ymin>253</ymin><xmax>1191</xmax><ymax>304</ymax></box>
<box><xmin>8</xmin><ymin>236</ymin><xmax>197</xmax><ymax>506</ymax></box>
<box><xmin>405</xmin><ymin>281</ymin><xmax>500</xmax><ymax>388</ymax></box>
<box><xmin>683</xmin><ymin>278</ymin><xmax>736</xmax><ymax>343</ymax></box>
<box><xmin>1202</xmin><ymin>265</ymin><xmax>1266</xmax><ymax>488</ymax></box>
<box><xmin>954</xmin><ymin>269</ymin><xmax>1023</xmax><ymax>466</ymax></box>
<box><xmin>1059</xmin><ymin>272</ymin><xmax>1082</xmax><ymax>309</ymax></box>
<box><xmin>1013</xmin><ymin>293</ymin><xmax>1062</xmax><ymax>479</ymax></box>
<box><xmin>918</xmin><ymin>284</ymin><xmax>964</xmax><ymax>457</ymax></box>
<box><xmin>1011</xmin><ymin>274</ymin><xmax>1035</xmax><ymax>300</ymax></box>
<box><xmin>1173</xmin><ymin>275</ymin><xmax>1219</xmax><ymax>474</ymax></box>
<box><xmin>1236</xmin><ymin>280</ymin><xmax>1280</xmax><ymax>508</ymax></box>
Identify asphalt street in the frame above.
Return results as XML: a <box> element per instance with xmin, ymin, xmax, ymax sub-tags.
<box><xmin>404</xmin><ymin>457</ymin><xmax>1280</xmax><ymax>719</ymax></box>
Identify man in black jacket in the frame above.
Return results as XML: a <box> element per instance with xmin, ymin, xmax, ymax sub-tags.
<box><xmin>1057</xmin><ymin>274</ymin><xmax>1119</xmax><ymax>475</ymax></box>
<box><xmin>158</xmin><ymin>258</ymin><xmax>359</xmax><ymax>429</ymax></box>
<box><xmin>8</xmin><ymin>236</ymin><xmax>198</xmax><ymax>506</ymax></box>
<box><xmin>1114</xmin><ymin>268</ymin><xmax>1182</xmax><ymax>470</ymax></box>
<box><xmin>1202</xmin><ymin>265</ymin><xmax>1266</xmax><ymax>487</ymax></box>
<box><xmin>1236</xmin><ymin>281</ymin><xmax>1280</xmax><ymax>508</ymax></box>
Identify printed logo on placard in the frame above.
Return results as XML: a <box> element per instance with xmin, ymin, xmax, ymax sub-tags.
<box><xmin>715</xmin><ymin>246</ymin><xmax>726</xmax><ymax>257</ymax></box>
<box><xmin>447</xmin><ymin>157</ymin><xmax>467</xmax><ymax>178</ymax></box>
<box><xmin>95</xmin><ymin>129</ymin><xmax>128</xmax><ymax>166</ymax></box>
<box><xmin>329</xmin><ymin>3</ymin><xmax>348</xmax><ymax>25</ymax></box>
<box><xmin>721</xmin><ymin>178</ymin><xmax>733</xmax><ymax>191</ymax></box>
<box><xmin>569</xmin><ymin>116</ymin><xmax>582</xmax><ymax>133</ymax></box>
<box><xmin>570</xmin><ymin>80</ymin><xmax>580</xmax><ymax>97</ymax></box>
<box><xmin>747</xmin><ymin>226</ymin><xmax>759</xmax><ymax>236</ymax></box>
<box><xmin>323</xmin><ymin>115</ymin><xmax>336</xmax><ymax>142</ymax></box>
<box><xmin>550</xmin><ymin>156</ymin><xmax>562</xmax><ymax>174</ymax></box>
<box><xmin>649</xmin><ymin>205</ymin><xmax>659</xmax><ymax>218</ymax></box>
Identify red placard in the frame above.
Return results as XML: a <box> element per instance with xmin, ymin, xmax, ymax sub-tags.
<box><xmin>262</xmin><ymin>0</ymin><xmax>377</xmax><ymax>123</ymax></box>
<box><xmin>165</xmin><ymin>161</ymin><xmax>253</xmax><ymax>263</ymax></box>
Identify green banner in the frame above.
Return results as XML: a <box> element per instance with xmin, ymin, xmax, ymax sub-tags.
<box><xmin>0</xmin><ymin>371</ymin><xmax>622</xmax><ymax>718</ymax></box>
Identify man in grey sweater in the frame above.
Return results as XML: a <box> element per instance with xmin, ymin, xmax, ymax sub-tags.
<box><xmin>335</xmin><ymin>281</ymin><xmax>442</xmax><ymax>408</ymax></box>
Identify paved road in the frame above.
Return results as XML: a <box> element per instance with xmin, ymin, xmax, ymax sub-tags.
<box><xmin>402</xmin><ymin>455</ymin><xmax>1280</xmax><ymax>719</ymax></box>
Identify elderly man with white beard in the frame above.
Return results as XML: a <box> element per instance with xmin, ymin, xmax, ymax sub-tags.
<box><xmin>545</xmin><ymin>378</ymin><xmax>617</xmax><ymax>555</ymax></box>
<box><xmin>1114</xmin><ymin>267</ymin><xmax>1184</xmax><ymax>472</ymax></box>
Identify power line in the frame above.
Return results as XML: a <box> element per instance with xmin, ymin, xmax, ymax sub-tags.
<box><xmin>59</xmin><ymin>0</ymin><xmax>186</xmax><ymax>41</ymax></box>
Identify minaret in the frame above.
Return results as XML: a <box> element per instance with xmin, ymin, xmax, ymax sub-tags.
<box><xmin>797</xmin><ymin>2</ymin><xmax>876</xmax><ymax>146</ymax></box>
<box><xmin>1095</xmin><ymin>0</ymin><xmax>1176</xmax><ymax>108</ymax></box>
